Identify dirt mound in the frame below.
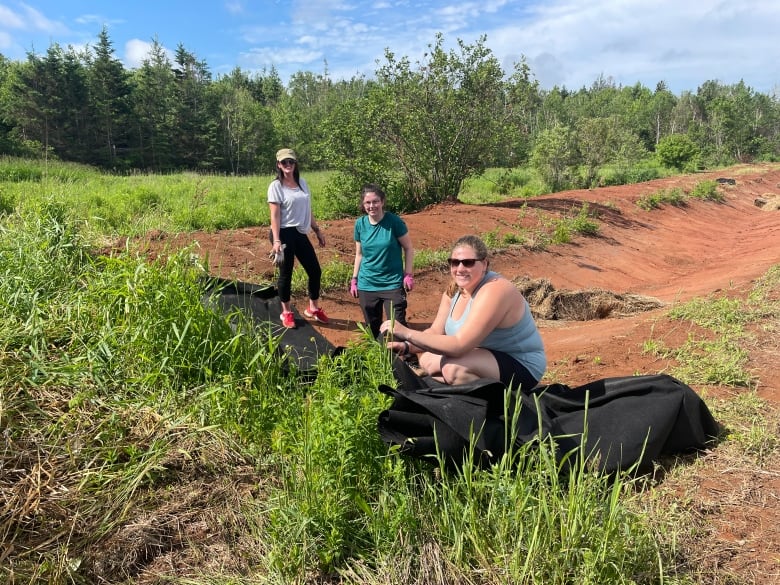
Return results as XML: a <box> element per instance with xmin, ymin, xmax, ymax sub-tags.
<box><xmin>515</xmin><ymin>276</ymin><xmax>664</xmax><ymax>321</ymax></box>
<box><xmin>756</xmin><ymin>193</ymin><xmax>780</xmax><ymax>210</ymax></box>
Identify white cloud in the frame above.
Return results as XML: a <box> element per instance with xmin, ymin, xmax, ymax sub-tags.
<box><xmin>18</xmin><ymin>2</ymin><xmax>68</xmax><ymax>34</ymax></box>
<box><xmin>0</xmin><ymin>5</ymin><xmax>26</xmax><ymax>29</ymax></box>
<box><xmin>241</xmin><ymin>45</ymin><xmax>323</xmax><ymax>68</ymax></box>
<box><xmin>479</xmin><ymin>0</ymin><xmax>780</xmax><ymax>92</ymax></box>
<box><xmin>123</xmin><ymin>38</ymin><xmax>175</xmax><ymax>69</ymax></box>
<box><xmin>74</xmin><ymin>13</ymin><xmax>118</xmax><ymax>26</ymax></box>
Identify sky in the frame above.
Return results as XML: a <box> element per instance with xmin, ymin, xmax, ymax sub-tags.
<box><xmin>0</xmin><ymin>0</ymin><xmax>778</xmax><ymax>96</ymax></box>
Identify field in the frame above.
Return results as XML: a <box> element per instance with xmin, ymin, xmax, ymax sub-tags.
<box><xmin>3</xmin><ymin>161</ymin><xmax>779</xmax><ymax>583</ymax></box>
<box><xmin>135</xmin><ymin>163</ymin><xmax>780</xmax><ymax>582</ymax></box>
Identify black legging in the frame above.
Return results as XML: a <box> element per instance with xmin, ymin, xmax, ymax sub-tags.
<box><xmin>275</xmin><ymin>227</ymin><xmax>322</xmax><ymax>303</ymax></box>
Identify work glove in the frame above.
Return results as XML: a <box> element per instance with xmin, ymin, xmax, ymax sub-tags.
<box><xmin>269</xmin><ymin>244</ymin><xmax>285</xmax><ymax>266</ymax></box>
<box><xmin>403</xmin><ymin>273</ymin><xmax>414</xmax><ymax>291</ymax></box>
<box><xmin>349</xmin><ymin>277</ymin><xmax>358</xmax><ymax>298</ymax></box>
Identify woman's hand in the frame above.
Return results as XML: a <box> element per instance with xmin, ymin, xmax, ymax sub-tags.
<box><xmin>312</xmin><ymin>226</ymin><xmax>326</xmax><ymax>247</ymax></box>
<box><xmin>380</xmin><ymin>320</ymin><xmax>410</xmax><ymax>341</ymax></box>
<box><xmin>386</xmin><ymin>340</ymin><xmax>408</xmax><ymax>356</ymax></box>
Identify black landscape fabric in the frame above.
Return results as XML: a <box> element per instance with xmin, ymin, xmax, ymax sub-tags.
<box><xmin>379</xmin><ymin>358</ymin><xmax>721</xmax><ymax>473</ymax></box>
<box><xmin>203</xmin><ymin>277</ymin><xmax>335</xmax><ymax>377</ymax></box>
<box><xmin>202</xmin><ymin>278</ymin><xmax>719</xmax><ymax>474</ymax></box>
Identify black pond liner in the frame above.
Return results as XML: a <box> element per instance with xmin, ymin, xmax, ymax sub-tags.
<box><xmin>380</xmin><ymin>357</ymin><xmax>722</xmax><ymax>474</ymax></box>
<box><xmin>199</xmin><ymin>277</ymin><xmax>720</xmax><ymax>474</ymax></box>
<box><xmin>202</xmin><ymin>276</ymin><xmax>336</xmax><ymax>381</ymax></box>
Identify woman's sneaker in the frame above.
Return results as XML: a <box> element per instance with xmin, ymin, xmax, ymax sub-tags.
<box><xmin>280</xmin><ymin>311</ymin><xmax>296</xmax><ymax>328</ymax></box>
<box><xmin>304</xmin><ymin>308</ymin><xmax>329</xmax><ymax>324</ymax></box>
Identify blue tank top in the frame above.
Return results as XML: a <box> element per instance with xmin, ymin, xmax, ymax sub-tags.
<box><xmin>444</xmin><ymin>271</ymin><xmax>546</xmax><ymax>380</ymax></box>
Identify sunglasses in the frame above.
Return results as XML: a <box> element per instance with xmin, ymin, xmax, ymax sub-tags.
<box><xmin>447</xmin><ymin>258</ymin><xmax>482</xmax><ymax>268</ymax></box>
<box><xmin>280</xmin><ymin>159</ymin><xmax>296</xmax><ymax>166</ymax></box>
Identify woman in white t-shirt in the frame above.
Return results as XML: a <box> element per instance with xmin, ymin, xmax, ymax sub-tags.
<box><xmin>268</xmin><ymin>148</ymin><xmax>328</xmax><ymax>329</ymax></box>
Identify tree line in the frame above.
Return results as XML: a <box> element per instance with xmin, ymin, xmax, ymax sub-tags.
<box><xmin>1</xmin><ymin>28</ymin><xmax>779</xmax><ymax>209</ymax></box>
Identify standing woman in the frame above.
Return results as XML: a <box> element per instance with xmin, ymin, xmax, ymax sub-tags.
<box><xmin>351</xmin><ymin>183</ymin><xmax>414</xmax><ymax>338</ymax></box>
<box><xmin>268</xmin><ymin>148</ymin><xmax>329</xmax><ymax>328</ymax></box>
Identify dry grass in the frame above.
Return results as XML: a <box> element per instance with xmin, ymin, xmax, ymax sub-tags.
<box><xmin>515</xmin><ymin>276</ymin><xmax>664</xmax><ymax>320</ymax></box>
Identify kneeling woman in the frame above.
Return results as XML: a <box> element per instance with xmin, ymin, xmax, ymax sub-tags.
<box><xmin>380</xmin><ymin>235</ymin><xmax>546</xmax><ymax>391</ymax></box>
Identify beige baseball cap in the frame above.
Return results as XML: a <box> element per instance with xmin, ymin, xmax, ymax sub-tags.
<box><xmin>276</xmin><ymin>148</ymin><xmax>297</xmax><ymax>161</ymax></box>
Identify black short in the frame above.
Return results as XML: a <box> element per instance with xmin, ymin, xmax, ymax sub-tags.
<box><xmin>487</xmin><ymin>349</ymin><xmax>540</xmax><ymax>392</ymax></box>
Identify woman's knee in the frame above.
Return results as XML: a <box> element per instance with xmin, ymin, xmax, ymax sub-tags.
<box><xmin>440</xmin><ymin>361</ymin><xmax>474</xmax><ymax>385</ymax></box>
<box><xmin>418</xmin><ymin>352</ymin><xmax>439</xmax><ymax>375</ymax></box>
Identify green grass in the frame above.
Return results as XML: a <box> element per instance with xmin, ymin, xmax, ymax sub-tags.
<box><xmin>0</xmin><ymin>155</ymin><xmax>336</xmax><ymax>237</ymax></box>
<box><xmin>460</xmin><ymin>167</ymin><xmax>549</xmax><ymax>203</ymax></box>
<box><xmin>688</xmin><ymin>179</ymin><xmax>724</xmax><ymax>202</ymax></box>
<box><xmin>643</xmin><ymin>267</ymin><xmax>780</xmax><ymax>388</ymax></box>
<box><xmin>636</xmin><ymin>186</ymin><xmax>686</xmax><ymax>210</ymax></box>
<box><xmin>3</xmin><ymin>157</ymin><xmax>778</xmax><ymax>583</ymax></box>
<box><xmin>637</xmin><ymin>180</ymin><xmax>725</xmax><ymax>210</ymax></box>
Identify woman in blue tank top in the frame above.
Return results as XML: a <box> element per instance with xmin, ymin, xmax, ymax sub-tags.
<box><xmin>380</xmin><ymin>235</ymin><xmax>546</xmax><ymax>391</ymax></box>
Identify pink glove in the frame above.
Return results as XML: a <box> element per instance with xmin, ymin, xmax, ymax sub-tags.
<box><xmin>349</xmin><ymin>277</ymin><xmax>358</xmax><ymax>298</ymax></box>
<box><xmin>403</xmin><ymin>273</ymin><xmax>414</xmax><ymax>291</ymax></box>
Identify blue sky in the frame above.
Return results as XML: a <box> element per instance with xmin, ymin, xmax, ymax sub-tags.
<box><xmin>1</xmin><ymin>0</ymin><xmax>778</xmax><ymax>95</ymax></box>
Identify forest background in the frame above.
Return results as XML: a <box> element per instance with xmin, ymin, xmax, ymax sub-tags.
<box><xmin>1</xmin><ymin>28</ymin><xmax>779</xmax><ymax>212</ymax></box>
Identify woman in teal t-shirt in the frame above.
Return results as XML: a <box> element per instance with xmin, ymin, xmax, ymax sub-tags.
<box><xmin>351</xmin><ymin>184</ymin><xmax>415</xmax><ymax>338</ymax></box>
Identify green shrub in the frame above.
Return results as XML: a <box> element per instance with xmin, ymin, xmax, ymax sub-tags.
<box><xmin>637</xmin><ymin>187</ymin><xmax>686</xmax><ymax>210</ymax></box>
<box><xmin>689</xmin><ymin>180</ymin><xmax>724</xmax><ymax>202</ymax></box>
<box><xmin>598</xmin><ymin>161</ymin><xmax>666</xmax><ymax>186</ymax></box>
<box><xmin>656</xmin><ymin>134</ymin><xmax>700</xmax><ymax>170</ymax></box>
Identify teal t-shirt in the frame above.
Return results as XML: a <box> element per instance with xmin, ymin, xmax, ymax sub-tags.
<box><xmin>354</xmin><ymin>212</ymin><xmax>408</xmax><ymax>291</ymax></box>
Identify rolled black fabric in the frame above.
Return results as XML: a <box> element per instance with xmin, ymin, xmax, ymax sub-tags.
<box><xmin>378</xmin><ymin>358</ymin><xmax>720</xmax><ymax>474</ymax></box>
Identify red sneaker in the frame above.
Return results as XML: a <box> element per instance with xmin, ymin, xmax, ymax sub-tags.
<box><xmin>304</xmin><ymin>307</ymin><xmax>329</xmax><ymax>324</ymax></box>
<box><xmin>280</xmin><ymin>311</ymin><xmax>296</xmax><ymax>328</ymax></box>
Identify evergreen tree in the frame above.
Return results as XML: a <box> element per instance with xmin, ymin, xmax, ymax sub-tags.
<box><xmin>85</xmin><ymin>27</ymin><xmax>132</xmax><ymax>168</ymax></box>
<box><xmin>172</xmin><ymin>44</ymin><xmax>211</xmax><ymax>169</ymax></box>
<box><xmin>130</xmin><ymin>37</ymin><xmax>176</xmax><ymax>169</ymax></box>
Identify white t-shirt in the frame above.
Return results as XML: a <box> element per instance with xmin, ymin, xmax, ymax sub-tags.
<box><xmin>267</xmin><ymin>177</ymin><xmax>312</xmax><ymax>234</ymax></box>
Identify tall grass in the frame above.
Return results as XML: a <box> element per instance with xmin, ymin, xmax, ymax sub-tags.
<box><xmin>0</xmin><ymin>204</ymin><xmax>300</xmax><ymax>581</ymax></box>
<box><xmin>0</xmin><ymin>156</ymin><xmax>334</xmax><ymax>237</ymax></box>
<box><xmin>460</xmin><ymin>167</ymin><xmax>548</xmax><ymax>203</ymax></box>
